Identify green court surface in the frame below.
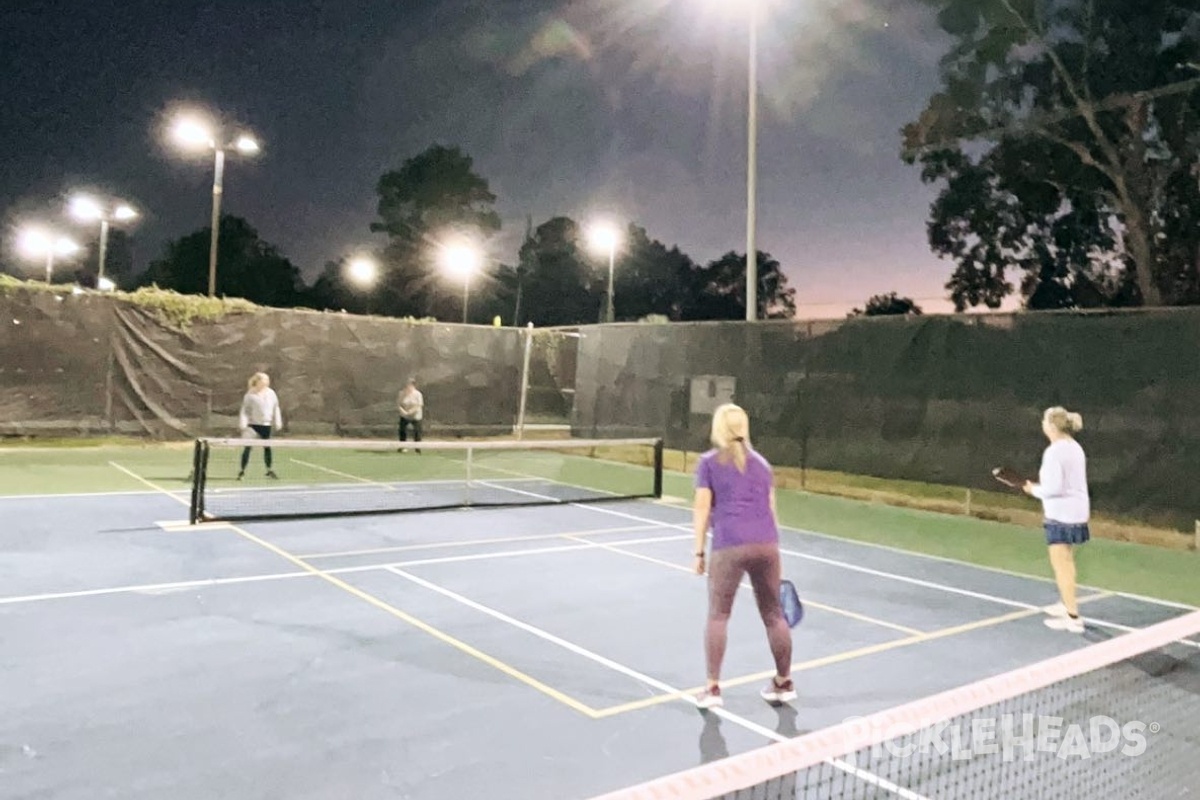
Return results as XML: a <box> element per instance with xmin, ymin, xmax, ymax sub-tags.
<box><xmin>2</xmin><ymin>440</ymin><xmax>1197</xmax><ymax>607</ymax></box>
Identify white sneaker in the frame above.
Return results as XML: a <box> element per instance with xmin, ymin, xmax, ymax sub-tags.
<box><xmin>1044</xmin><ymin>615</ymin><xmax>1084</xmax><ymax>633</ymax></box>
<box><xmin>695</xmin><ymin>686</ymin><xmax>723</xmax><ymax>709</ymax></box>
<box><xmin>760</xmin><ymin>677</ymin><xmax>798</xmax><ymax>704</ymax></box>
<box><xmin>1044</xmin><ymin>603</ymin><xmax>1069</xmax><ymax>618</ymax></box>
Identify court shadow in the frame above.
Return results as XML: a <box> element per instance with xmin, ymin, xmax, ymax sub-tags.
<box><xmin>698</xmin><ymin>712</ymin><xmax>729</xmax><ymax>764</ymax></box>
<box><xmin>698</xmin><ymin>702</ymin><xmax>808</xmax><ymax>766</ymax></box>
<box><xmin>774</xmin><ymin>703</ymin><xmax>802</xmax><ymax>738</ymax></box>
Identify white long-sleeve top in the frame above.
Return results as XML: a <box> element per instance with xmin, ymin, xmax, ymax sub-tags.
<box><xmin>1029</xmin><ymin>438</ymin><xmax>1090</xmax><ymax>524</ymax></box>
<box><xmin>397</xmin><ymin>388</ymin><xmax>424</xmax><ymax>421</ymax></box>
<box><xmin>239</xmin><ymin>388</ymin><xmax>282</xmax><ymax>430</ymax></box>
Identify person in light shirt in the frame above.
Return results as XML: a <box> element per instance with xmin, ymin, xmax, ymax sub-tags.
<box><xmin>397</xmin><ymin>377</ymin><xmax>424</xmax><ymax>453</ymax></box>
<box><xmin>1024</xmin><ymin>406</ymin><xmax>1090</xmax><ymax>634</ymax></box>
<box><xmin>237</xmin><ymin>372</ymin><xmax>282</xmax><ymax>480</ymax></box>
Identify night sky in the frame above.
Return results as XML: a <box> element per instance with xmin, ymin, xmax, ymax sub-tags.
<box><xmin>0</xmin><ymin>0</ymin><xmax>1011</xmax><ymax>317</ymax></box>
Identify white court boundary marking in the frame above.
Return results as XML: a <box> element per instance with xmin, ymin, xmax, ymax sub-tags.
<box><xmin>651</xmin><ymin>495</ymin><xmax>1200</xmax><ymax>612</ymax></box>
<box><xmin>14</xmin><ymin>463</ymin><xmax>1193</xmax><ymax>796</ymax></box>
<box><xmin>388</xmin><ymin>565</ymin><xmax>929</xmax><ymax>800</ymax></box>
<box><xmin>0</xmin><ymin>532</ymin><xmax>689</xmax><ymax>606</ymax></box>
<box><xmin>6</xmin><ymin>459</ymin><xmax>1192</xmax><ymax>615</ymax></box>
<box><xmin>473</xmin><ymin>486</ymin><xmax>1200</xmax><ymax>648</ymax></box>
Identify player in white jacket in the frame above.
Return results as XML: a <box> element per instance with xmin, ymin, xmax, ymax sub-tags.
<box><xmin>237</xmin><ymin>372</ymin><xmax>282</xmax><ymax>480</ymax></box>
<box><xmin>1024</xmin><ymin>406</ymin><xmax>1090</xmax><ymax>633</ymax></box>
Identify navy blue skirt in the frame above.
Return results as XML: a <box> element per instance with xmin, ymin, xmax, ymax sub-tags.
<box><xmin>1045</xmin><ymin>520</ymin><xmax>1090</xmax><ymax>546</ymax></box>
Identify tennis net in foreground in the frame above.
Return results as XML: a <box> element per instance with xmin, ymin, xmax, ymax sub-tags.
<box><xmin>189</xmin><ymin>436</ymin><xmax>663</xmax><ymax>523</ymax></box>
<box><xmin>590</xmin><ymin>609</ymin><xmax>1200</xmax><ymax>800</ymax></box>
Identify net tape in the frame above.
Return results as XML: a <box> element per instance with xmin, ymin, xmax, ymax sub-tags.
<box><xmin>587</xmin><ymin>609</ymin><xmax>1200</xmax><ymax>800</ymax></box>
<box><xmin>190</xmin><ymin>435</ymin><xmax>664</xmax><ymax>523</ymax></box>
<box><xmin>200</xmin><ymin>436</ymin><xmax>661</xmax><ymax>452</ymax></box>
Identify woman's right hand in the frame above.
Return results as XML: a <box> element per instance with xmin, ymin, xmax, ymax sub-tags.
<box><xmin>693</xmin><ymin>553</ymin><xmax>706</xmax><ymax>576</ymax></box>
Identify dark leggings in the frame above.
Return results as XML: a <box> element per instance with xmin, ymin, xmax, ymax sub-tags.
<box><xmin>240</xmin><ymin>424</ymin><xmax>273</xmax><ymax>471</ymax></box>
<box><xmin>706</xmin><ymin>543</ymin><xmax>792</xmax><ymax>681</ymax></box>
<box><xmin>398</xmin><ymin>417</ymin><xmax>422</xmax><ymax>442</ymax></box>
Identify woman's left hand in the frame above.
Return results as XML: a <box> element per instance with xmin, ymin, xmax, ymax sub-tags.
<box><xmin>693</xmin><ymin>554</ymin><xmax>706</xmax><ymax>576</ymax></box>
<box><xmin>1022</xmin><ymin>481</ymin><xmax>1035</xmax><ymax>495</ymax></box>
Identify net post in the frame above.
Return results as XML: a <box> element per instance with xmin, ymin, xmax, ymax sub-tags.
<box><xmin>656</xmin><ymin>439</ymin><xmax>664</xmax><ymax>497</ymax></box>
<box><xmin>466</xmin><ymin>445</ymin><xmax>474</xmax><ymax>506</ymax></box>
<box><xmin>188</xmin><ymin>438</ymin><xmax>206</xmax><ymax>524</ymax></box>
<box><xmin>515</xmin><ymin>322</ymin><xmax>534</xmax><ymax>440</ymax></box>
<box><xmin>1193</xmin><ymin>519</ymin><xmax>1199</xmax><ymax>551</ymax></box>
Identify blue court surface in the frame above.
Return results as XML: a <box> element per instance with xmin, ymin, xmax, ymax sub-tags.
<box><xmin>2</xmin><ymin>469</ymin><xmax>1197</xmax><ymax>799</ymax></box>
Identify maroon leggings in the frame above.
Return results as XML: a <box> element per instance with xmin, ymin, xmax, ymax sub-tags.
<box><xmin>706</xmin><ymin>543</ymin><xmax>792</xmax><ymax>682</ymax></box>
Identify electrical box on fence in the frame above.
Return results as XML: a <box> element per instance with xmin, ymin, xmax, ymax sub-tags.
<box><xmin>689</xmin><ymin>375</ymin><xmax>736</xmax><ymax>415</ymax></box>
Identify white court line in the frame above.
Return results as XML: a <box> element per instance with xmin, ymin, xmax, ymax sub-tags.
<box><xmin>0</xmin><ymin>489</ymin><xmax>169</xmax><ymax>501</ymax></box>
<box><xmin>298</xmin><ymin>524</ymin><xmax>663</xmax><ymax>559</ymax></box>
<box><xmin>36</xmin><ymin>458</ymin><xmax>1200</xmax><ymax>610</ymax></box>
<box><xmin>531</xmin><ymin>498</ymin><xmax>1200</xmax><ymax>647</ymax></box>
<box><xmin>8</xmin><ymin>460</ymin><xmax>1196</xmax><ymax>614</ymax></box>
<box><xmin>109</xmin><ymin>461</ymin><xmax>190</xmax><ymax>505</ymax></box>
<box><xmin>0</xmin><ymin>532</ymin><xmax>688</xmax><ymax>606</ymax></box>
<box><xmin>288</xmin><ymin>458</ymin><xmax>395</xmax><ymax>489</ymax></box>
<box><xmin>653</xmin><ymin>489</ymin><xmax>1200</xmax><ymax>613</ymax></box>
<box><xmin>387</xmin><ymin>565</ymin><xmax>927</xmax><ymax>800</ymax></box>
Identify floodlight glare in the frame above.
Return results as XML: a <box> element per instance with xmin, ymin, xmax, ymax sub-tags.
<box><xmin>172</xmin><ymin>115</ymin><xmax>215</xmax><ymax>150</ymax></box>
<box><xmin>587</xmin><ymin>222</ymin><xmax>621</xmax><ymax>255</ymax></box>
<box><xmin>17</xmin><ymin>228</ymin><xmax>51</xmax><ymax>259</ymax></box>
<box><xmin>440</xmin><ymin>242</ymin><xmax>482</xmax><ymax>278</ymax></box>
<box><xmin>69</xmin><ymin>195</ymin><xmax>104</xmax><ymax>222</ymax></box>
<box><xmin>347</xmin><ymin>257</ymin><xmax>378</xmax><ymax>286</ymax></box>
<box><xmin>235</xmin><ymin>135</ymin><xmax>260</xmax><ymax>155</ymax></box>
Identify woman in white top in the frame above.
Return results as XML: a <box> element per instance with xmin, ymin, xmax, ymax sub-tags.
<box><xmin>237</xmin><ymin>372</ymin><xmax>282</xmax><ymax>480</ymax></box>
<box><xmin>1023</xmin><ymin>406</ymin><xmax>1089</xmax><ymax>633</ymax></box>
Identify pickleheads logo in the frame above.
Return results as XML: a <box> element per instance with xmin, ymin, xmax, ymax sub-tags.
<box><xmin>840</xmin><ymin>714</ymin><xmax>1158</xmax><ymax>762</ymax></box>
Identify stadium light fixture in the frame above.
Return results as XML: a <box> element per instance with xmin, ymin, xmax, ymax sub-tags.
<box><xmin>68</xmin><ymin>193</ymin><xmax>139</xmax><ymax>287</ymax></box>
<box><xmin>17</xmin><ymin>226</ymin><xmax>80</xmax><ymax>283</ymax></box>
<box><xmin>587</xmin><ymin>222</ymin><xmax>622</xmax><ymax>323</ymax></box>
<box><xmin>167</xmin><ymin>108</ymin><xmax>262</xmax><ymax>297</ymax></box>
<box><xmin>346</xmin><ymin>256</ymin><xmax>379</xmax><ymax>287</ymax></box>
<box><xmin>438</xmin><ymin>240</ymin><xmax>484</xmax><ymax>324</ymax></box>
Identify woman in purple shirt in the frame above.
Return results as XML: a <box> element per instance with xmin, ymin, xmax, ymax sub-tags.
<box><xmin>692</xmin><ymin>403</ymin><xmax>794</xmax><ymax>709</ymax></box>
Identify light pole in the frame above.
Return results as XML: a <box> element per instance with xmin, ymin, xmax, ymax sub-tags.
<box><xmin>68</xmin><ymin>195</ymin><xmax>138</xmax><ymax>288</ymax></box>
<box><xmin>439</xmin><ymin>242</ymin><xmax>483</xmax><ymax>323</ymax></box>
<box><xmin>17</xmin><ymin>227</ymin><xmax>79</xmax><ymax>283</ymax></box>
<box><xmin>744</xmin><ymin>0</ymin><xmax>760</xmax><ymax>321</ymax></box>
<box><xmin>587</xmin><ymin>222</ymin><xmax>622</xmax><ymax>323</ymax></box>
<box><xmin>170</xmin><ymin>113</ymin><xmax>260</xmax><ymax>297</ymax></box>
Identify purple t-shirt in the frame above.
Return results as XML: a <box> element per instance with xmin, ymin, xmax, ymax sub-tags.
<box><xmin>694</xmin><ymin>447</ymin><xmax>778</xmax><ymax>550</ymax></box>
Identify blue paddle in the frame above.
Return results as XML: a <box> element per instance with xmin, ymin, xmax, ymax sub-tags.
<box><xmin>780</xmin><ymin>579</ymin><xmax>804</xmax><ymax>628</ymax></box>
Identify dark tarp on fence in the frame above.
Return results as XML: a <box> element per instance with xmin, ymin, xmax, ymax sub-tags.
<box><xmin>0</xmin><ymin>292</ymin><xmax>525</xmax><ymax>438</ymax></box>
<box><xmin>571</xmin><ymin>311</ymin><xmax>1200</xmax><ymax>529</ymax></box>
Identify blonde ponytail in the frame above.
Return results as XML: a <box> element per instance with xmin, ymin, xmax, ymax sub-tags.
<box><xmin>1044</xmin><ymin>406</ymin><xmax>1083</xmax><ymax>435</ymax></box>
<box><xmin>710</xmin><ymin>403</ymin><xmax>751</xmax><ymax>472</ymax></box>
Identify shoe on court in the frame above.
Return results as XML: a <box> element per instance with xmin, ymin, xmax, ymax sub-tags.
<box><xmin>1044</xmin><ymin>602</ymin><xmax>1069</xmax><ymax>618</ymax></box>
<box><xmin>266</xmin><ymin>470</ymin><xmax>278</xmax><ymax>479</ymax></box>
<box><xmin>695</xmin><ymin>686</ymin><xmax>723</xmax><ymax>709</ymax></box>
<box><xmin>760</xmin><ymin>677</ymin><xmax>798</xmax><ymax>704</ymax></box>
<box><xmin>1044</xmin><ymin>616</ymin><xmax>1084</xmax><ymax>633</ymax></box>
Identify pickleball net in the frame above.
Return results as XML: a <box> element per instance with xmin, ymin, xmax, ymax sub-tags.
<box><xmin>189</xmin><ymin>435</ymin><xmax>663</xmax><ymax>524</ymax></box>
<box><xmin>588</xmin><ymin>609</ymin><xmax>1200</xmax><ymax>800</ymax></box>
